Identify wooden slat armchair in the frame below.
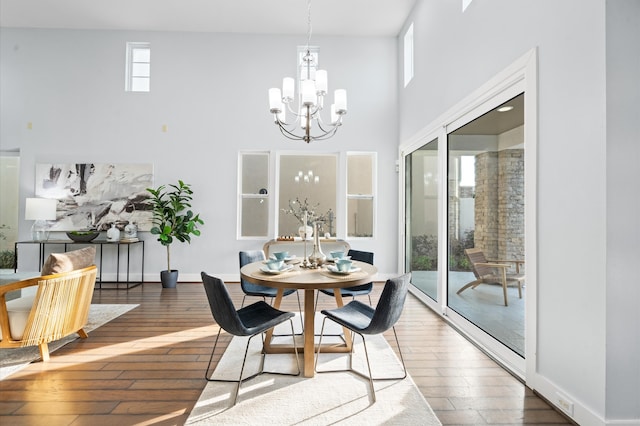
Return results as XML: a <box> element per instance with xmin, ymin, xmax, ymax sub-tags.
<box><xmin>457</xmin><ymin>248</ymin><xmax>524</xmax><ymax>306</ymax></box>
<box><xmin>0</xmin><ymin>265</ymin><xmax>97</xmax><ymax>361</ymax></box>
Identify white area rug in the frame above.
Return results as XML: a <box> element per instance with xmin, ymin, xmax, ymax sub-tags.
<box><xmin>187</xmin><ymin>316</ymin><xmax>441</xmax><ymax>425</ymax></box>
<box><xmin>0</xmin><ymin>304</ymin><xmax>138</xmax><ymax>380</ymax></box>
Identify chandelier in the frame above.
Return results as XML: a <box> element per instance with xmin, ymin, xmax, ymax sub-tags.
<box><xmin>268</xmin><ymin>0</ymin><xmax>347</xmax><ymax>143</ymax></box>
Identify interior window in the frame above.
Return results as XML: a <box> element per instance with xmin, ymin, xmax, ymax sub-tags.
<box><xmin>278</xmin><ymin>154</ymin><xmax>337</xmax><ymax>238</ymax></box>
<box><xmin>347</xmin><ymin>153</ymin><xmax>375</xmax><ymax>237</ymax></box>
<box><xmin>239</xmin><ymin>152</ymin><xmax>269</xmax><ymax>237</ymax></box>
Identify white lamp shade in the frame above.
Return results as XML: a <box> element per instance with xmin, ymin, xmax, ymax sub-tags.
<box><xmin>301</xmin><ymin>80</ymin><xmax>316</xmax><ymax>106</ymax></box>
<box><xmin>25</xmin><ymin>198</ymin><xmax>57</xmax><ymax>220</ymax></box>
<box><xmin>315</xmin><ymin>70</ymin><xmax>328</xmax><ymax>94</ymax></box>
<box><xmin>282</xmin><ymin>77</ymin><xmax>295</xmax><ymax>101</ymax></box>
<box><xmin>269</xmin><ymin>88</ymin><xmax>282</xmax><ymax>112</ymax></box>
<box><xmin>334</xmin><ymin>89</ymin><xmax>347</xmax><ymax>114</ymax></box>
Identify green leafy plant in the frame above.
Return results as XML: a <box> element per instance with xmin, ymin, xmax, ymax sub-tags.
<box><xmin>0</xmin><ymin>250</ymin><xmax>15</xmax><ymax>269</ymax></box>
<box><xmin>146</xmin><ymin>180</ymin><xmax>204</xmax><ymax>272</ymax></box>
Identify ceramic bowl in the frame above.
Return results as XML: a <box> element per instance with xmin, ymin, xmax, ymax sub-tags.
<box><xmin>330</xmin><ymin>251</ymin><xmax>345</xmax><ymax>259</ymax></box>
<box><xmin>335</xmin><ymin>259</ymin><xmax>353</xmax><ymax>272</ymax></box>
<box><xmin>265</xmin><ymin>259</ymin><xmax>285</xmax><ymax>271</ymax></box>
<box><xmin>273</xmin><ymin>251</ymin><xmax>289</xmax><ymax>261</ymax></box>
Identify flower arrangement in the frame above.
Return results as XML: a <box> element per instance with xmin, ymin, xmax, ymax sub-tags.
<box><xmin>282</xmin><ymin>197</ymin><xmax>332</xmax><ymax>226</ymax></box>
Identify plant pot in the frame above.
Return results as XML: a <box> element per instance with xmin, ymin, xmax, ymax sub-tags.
<box><xmin>161</xmin><ymin>270</ymin><xmax>179</xmax><ymax>288</ymax></box>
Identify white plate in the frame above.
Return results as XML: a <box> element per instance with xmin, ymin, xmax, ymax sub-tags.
<box><xmin>269</xmin><ymin>255</ymin><xmax>297</xmax><ymax>261</ymax></box>
<box><xmin>327</xmin><ymin>265</ymin><xmax>361</xmax><ymax>274</ymax></box>
<box><xmin>260</xmin><ymin>264</ymin><xmax>294</xmax><ymax>274</ymax></box>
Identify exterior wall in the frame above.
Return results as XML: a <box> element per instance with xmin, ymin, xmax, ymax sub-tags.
<box><xmin>473</xmin><ymin>149</ymin><xmax>524</xmax><ymax>264</ymax></box>
<box><xmin>497</xmin><ymin>149</ymin><xmax>524</xmax><ymax>262</ymax></box>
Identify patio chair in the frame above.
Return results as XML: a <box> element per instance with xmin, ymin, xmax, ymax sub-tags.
<box><xmin>457</xmin><ymin>247</ymin><xmax>525</xmax><ymax>306</ymax></box>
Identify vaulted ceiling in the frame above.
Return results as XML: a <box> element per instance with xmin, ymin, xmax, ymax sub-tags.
<box><xmin>0</xmin><ymin>0</ymin><xmax>416</xmax><ymax>37</ymax></box>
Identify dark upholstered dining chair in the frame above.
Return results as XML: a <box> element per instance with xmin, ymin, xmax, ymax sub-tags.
<box><xmin>239</xmin><ymin>250</ymin><xmax>303</xmax><ymax>330</ymax></box>
<box><xmin>201</xmin><ymin>272</ymin><xmax>300</xmax><ymax>406</ymax></box>
<box><xmin>316</xmin><ymin>249</ymin><xmax>375</xmax><ymax>307</ymax></box>
<box><xmin>314</xmin><ymin>273</ymin><xmax>411</xmax><ymax>403</ymax></box>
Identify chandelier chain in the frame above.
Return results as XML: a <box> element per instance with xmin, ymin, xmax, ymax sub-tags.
<box><xmin>306</xmin><ymin>0</ymin><xmax>313</xmax><ymax>50</ymax></box>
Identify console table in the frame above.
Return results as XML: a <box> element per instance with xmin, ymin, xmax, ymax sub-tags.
<box><xmin>263</xmin><ymin>238</ymin><xmax>350</xmax><ymax>259</ymax></box>
<box><xmin>14</xmin><ymin>239</ymin><xmax>144</xmax><ymax>289</ymax></box>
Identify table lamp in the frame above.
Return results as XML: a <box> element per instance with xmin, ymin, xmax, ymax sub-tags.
<box><xmin>25</xmin><ymin>198</ymin><xmax>57</xmax><ymax>241</ymax></box>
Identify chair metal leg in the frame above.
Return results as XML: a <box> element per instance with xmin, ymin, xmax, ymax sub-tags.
<box><xmin>295</xmin><ymin>291</ymin><xmax>304</xmax><ymax>331</ymax></box>
<box><xmin>204</xmin><ymin>328</ymin><xmax>223</xmax><ymax>380</ymax></box>
<box><xmin>315</xmin><ymin>318</ymin><xmax>407</xmax><ymax>404</ymax></box>
<box><xmin>205</xmin><ymin>319</ymin><xmax>301</xmax><ymax>406</ymax></box>
<box><xmin>273</xmin><ymin>293</ymin><xmax>304</xmax><ymax>336</ymax></box>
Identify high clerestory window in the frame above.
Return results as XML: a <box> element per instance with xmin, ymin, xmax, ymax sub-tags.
<box><xmin>125</xmin><ymin>42</ymin><xmax>151</xmax><ymax>92</ymax></box>
<box><xmin>403</xmin><ymin>23</ymin><xmax>414</xmax><ymax>87</ymax></box>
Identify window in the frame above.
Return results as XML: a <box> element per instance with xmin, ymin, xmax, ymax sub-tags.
<box><xmin>347</xmin><ymin>153</ymin><xmax>375</xmax><ymax>237</ymax></box>
<box><xmin>403</xmin><ymin>23</ymin><xmax>414</xmax><ymax>87</ymax></box>
<box><xmin>238</xmin><ymin>152</ymin><xmax>270</xmax><ymax>238</ymax></box>
<box><xmin>125</xmin><ymin>42</ymin><xmax>151</xmax><ymax>92</ymax></box>
<box><xmin>278</xmin><ymin>154</ymin><xmax>337</xmax><ymax>238</ymax></box>
<box><xmin>237</xmin><ymin>151</ymin><xmax>376</xmax><ymax>240</ymax></box>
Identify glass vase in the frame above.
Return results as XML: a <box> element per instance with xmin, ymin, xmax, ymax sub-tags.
<box><xmin>308</xmin><ymin>221</ymin><xmax>326</xmax><ymax>266</ymax></box>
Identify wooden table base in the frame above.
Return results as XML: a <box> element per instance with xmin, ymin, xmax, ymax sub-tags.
<box><xmin>264</xmin><ymin>288</ymin><xmax>353</xmax><ymax>377</ymax></box>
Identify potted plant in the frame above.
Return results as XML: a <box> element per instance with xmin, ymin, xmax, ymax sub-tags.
<box><xmin>146</xmin><ymin>180</ymin><xmax>204</xmax><ymax>288</ymax></box>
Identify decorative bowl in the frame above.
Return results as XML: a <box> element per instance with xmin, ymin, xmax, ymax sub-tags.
<box><xmin>66</xmin><ymin>231</ymin><xmax>100</xmax><ymax>242</ymax></box>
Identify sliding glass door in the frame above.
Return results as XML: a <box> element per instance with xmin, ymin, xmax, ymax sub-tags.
<box><xmin>405</xmin><ymin>138</ymin><xmax>439</xmax><ymax>302</ymax></box>
<box><xmin>447</xmin><ymin>94</ymin><xmax>525</xmax><ymax>357</ymax></box>
<box><xmin>401</xmin><ymin>91</ymin><xmax>531</xmax><ymax>376</ymax></box>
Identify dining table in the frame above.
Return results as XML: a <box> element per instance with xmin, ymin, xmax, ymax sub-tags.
<box><xmin>239</xmin><ymin>258</ymin><xmax>378</xmax><ymax>377</ymax></box>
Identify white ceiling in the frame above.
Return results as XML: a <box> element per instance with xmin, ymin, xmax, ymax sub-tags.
<box><xmin>0</xmin><ymin>0</ymin><xmax>417</xmax><ymax>37</ymax></box>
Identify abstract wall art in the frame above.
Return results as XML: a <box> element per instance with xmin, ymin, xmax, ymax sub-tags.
<box><xmin>35</xmin><ymin>163</ymin><xmax>153</xmax><ymax>231</ymax></box>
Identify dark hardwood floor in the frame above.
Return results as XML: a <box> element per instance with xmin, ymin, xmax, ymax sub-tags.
<box><xmin>0</xmin><ymin>282</ymin><xmax>570</xmax><ymax>425</ymax></box>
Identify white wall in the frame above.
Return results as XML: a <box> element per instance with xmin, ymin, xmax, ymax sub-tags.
<box><xmin>605</xmin><ymin>0</ymin><xmax>640</xmax><ymax>420</ymax></box>
<box><xmin>398</xmin><ymin>0</ymin><xmax>638</xmax><ymax>424</ymax></box>
<box><xmin>0</xmin><ymin>29</ymin><xmax>399</xmax><ymax>278</ymax></box>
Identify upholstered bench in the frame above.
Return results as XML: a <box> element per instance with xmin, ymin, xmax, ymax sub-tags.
<box><xmin>0</xmin><ymin>247</ymin><xmax>97</xmax><ymax>361</ymax></box>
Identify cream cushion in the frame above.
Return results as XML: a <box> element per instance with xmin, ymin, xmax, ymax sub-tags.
<box><xmin>41</xmin><ymin>246</ymin><xmax>96</xmax><ymax>276</ymax></box>
<box><xmin>1</xmin><ymin>294</ymin><xmax>35</xmax><ymax>340</ymax></box>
